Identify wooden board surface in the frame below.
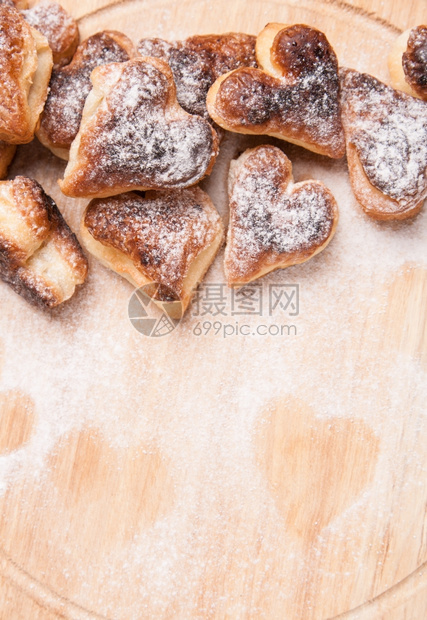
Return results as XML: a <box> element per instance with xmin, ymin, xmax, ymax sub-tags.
<box><xmin>1</xmin><ymin>0</ymin><xmax>427</xmax><ymax>618</ymax></box>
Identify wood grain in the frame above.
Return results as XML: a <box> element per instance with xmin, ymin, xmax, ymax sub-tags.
<box><xmin>0</xmin><ymin>0</ymin><xmax>426</xmax><ymax>619</ymax></box>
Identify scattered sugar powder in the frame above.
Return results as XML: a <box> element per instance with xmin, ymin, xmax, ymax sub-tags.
<box><xmin>22</xmin><ymin>1</ymin><xmax>76</xmax><ymax>59</ymax></box>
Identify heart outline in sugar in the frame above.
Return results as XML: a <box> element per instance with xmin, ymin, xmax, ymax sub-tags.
<box><xmin>224</xmin><ymin>145</ymin><xmax>339</xmax><ymax>286</ymax></box>
<box><xmin>59</xmin><ymin>57</ymin><xmax>219</xmax><ymax>198</ymax></box>
<box><xmin>207</xmin><ymin>23</ymin><xmax>345</xmax><ymax>159</ymax></box>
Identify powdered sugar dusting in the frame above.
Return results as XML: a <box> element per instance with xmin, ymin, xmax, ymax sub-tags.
<box><xmin>22</xmin><ymin>1</ymin><xmax>77</xmax><ymax>62</ymax></box>
<box><xmin>226</xmin><ymin>146</ymin><xmax>335</xmax><ymax>280</ymax></box>
<box><xmin>340</xmin><ymin>68</ymin><xmax>427</xmax><ymax>207</ymax></box>
<box><xmin>71</xmin><ymin>59</ymin><xmax>217</xmax><ymax>193</ymax></box>
<box><xmin>85</xmin><ymin>188</ymin><xmax>222</xmax><ymax>295</ymax></box>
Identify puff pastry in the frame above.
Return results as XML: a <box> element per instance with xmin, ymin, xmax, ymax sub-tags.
<box><xmin>0</xmin><ymin>5</ymin><xmax>53</xmax><ymax>144</ymax></box>
<box><xmin>388</xmin><ymin>26</ymin><xmax>427</xmax><ymax>101</ymax></box>
<box><xmin>37</xmin><ymin>30</ymin><xmax>135</xmax><ymax>160</ymax></box>
<box><xmin>23</xmin><ymin>1</ymin><xmax>79</xmax><ymax>67</ymax></box>
<box><xmin>0</xmin><ymin>176</ymin><xmax>88</xmax><ymax>308</ymax></box>
<box><xmin>137</xmin><ymin>33</ymin><xmax>256</xmax><ymax>119</ymax></box>
<box><xmin>340</xmin><ymin>67</ymin><xmax>427</xmax><ymax>220</ymax></box>
<box><xmin>60</xmin><ymin>58</ymin><xmax>219</xmax><ymax>198</ymax></box>
<box><xmin>81</xmin><ymin>187</ymin><xmax>224</xmax><ymax>318</ymax></box>
<box><xmin>225</xmin><ymin>145</ymin><xmax>338</xmax><ymax>285</ymax></box>
<box><xmin>207</xmin><ymin>23</ymin><xmax>345</xmax><ymax>158</ymax></box>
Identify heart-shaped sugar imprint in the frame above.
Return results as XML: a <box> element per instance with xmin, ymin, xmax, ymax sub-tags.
<box><xmin>225</xmin><ymin>145</ymin><xmax>338</xmax><ymax>286</ymax></box>
<box><xmin>207</xmin><ymin>23</ymin><xmax>345</xmax><ymax>158</ymax></box>
<box><xmin>59</xmin><ymin>58</ymin><xmax>219</xmax><ymax>198</ymax></box>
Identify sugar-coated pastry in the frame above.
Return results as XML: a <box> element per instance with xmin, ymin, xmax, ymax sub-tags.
<box><xmin>225</xmin><ymin>145</ymin><xmax>338</xmax><ymax>285</ymax></box>
<box><xmin>137</xmin><ymin>33</ymin><xmax>256</xmax><ymax>119</ymax></box>
<box><xmin>59</xmin><ymin>58</ymin><xmax>219</xmax><ymax>198</ymax></box>
<box><xmin>0</xmin><ymin>5</ymin><xmax>52</xmax><ymax>144</ymax></box>
<box><xmin>0</xmin><ymin>176</ymin><xmax>88</xmax><ymax>308</ymax></box>
<box><xmin>37</xmin><ymin>31</ymin><xmax>135</xmax><ymax>160</ymax></box>
<box><xmin>207</xmin><ymin>23</ymin><xmax>345</xmax><ymax>158</ymax></box>
<box><xmin>340</xmin><ymin>68</ymin><xmax>427</xmax><ymax>220</ymax></box>
<box><xmin>0</xmin><ymin>142</ymin><xmax>17</xmax><ymax>179</ymax></box>
<box><xmin>388</xmin><ymin>26</ymin><xmax>427</xmax><ymax>101</ymax></box>
<box><xmin>81</xmin><ymin>188</ymin><xmax>224</xmax><ymax>318</ymax></box>
<box><xmin>23</xmin><ymin>1</ymin><xmax>79</xmax><ymax>67</ymax></box>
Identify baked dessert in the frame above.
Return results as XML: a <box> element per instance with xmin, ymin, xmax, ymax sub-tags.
<box><xmin>37</xmin><ymin>31</ymin><xmax>135</xmax><ymax>160</ymax></box>
<box><xmin>137</xmin><ymin>33</ymin><xmax>256</xmax><ymax>119</ymax></box>
<box><xmin>207</xmin><ymin>23</ymin><xmax>345</xmax><ymax>158</ymax></box>
<box><xmin>388</xmin><ymin>26</ymin><xmax>427</xmax><ymax>100</ymax></box>
<box><xmin>81</xmin><ymin>187</ymin><xmax>224</xmax><ymax>318</ymax></box>
<box><xmin>59</xmin><ymin>58</ymin><xmax>219</xmax><ymax>198</ymax></box>
<box><xmin>225</xmin><ymin>145</ymin><xmax>338</xmax><ymax>285</ymax></box>
<box><xmin>22</xmin><ymin>1</ymin><xmax>79</xmax><ymax>67</ymax></box>
<box><xmin>0</xmin><ymin>142</ymin><xmax>17</xmax><ymax>179</ymax></box>
<box><xmin>340</xmin><ymin>68</ymin><xmax>427</xmax><ymax>220</ymax></box>
<box><xmin>0</xmin><ymin>176</ymin><xmax>88</xmax><ymax>308</ymax></box>
<box><xmin>0</xmin><ymin>5</ymin><xmax>53</xmax><ymax>144</ymax></box>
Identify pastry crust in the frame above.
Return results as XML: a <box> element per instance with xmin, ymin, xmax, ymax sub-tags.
<box><xmin>340</xmin><ymin>67</ymin><xmax>427</xmax><ymax>220</ymax></box>
<box><xmin>23</xmin><ymin>1</ymin><xmax>79</xmax><ymax>67</ymax></box>
<box><xmin>0</xmin><ymin>142</ymin><xmax>17</xmax><ymax>179</ymax></box>
<box><xmin>0</xmin><ymin>0</ymin><xmax>28</xmax><ymax>8</ymax></box>
<box><xmin>137</xmin><ymin>33</ymin><xmax>256</xmax><ymax>119</ymax></box>
<box><xmin>388</xmin><ymin>26</ymin><xmax>427</xmax><ymax>100</ymax></box>
<box><xmin>81</xmin><ymin>187</ymin><xmax>224</xmax><ymax>318</ymax></box>
<box><xmin>207</xmin><ymin>23</ymin><xmax>345</xmax><ymax>158</ymax></box>
<box><xmin>59</xmin><ymin>57</ymin><xmax>219</xmax><ymax>198</ymax></box>
<box><xmin>225</xmin><ymin>145</ymin><xmax>338</xmax><ymax>286</ymax></box>
<box><xmin>37</xmin><ymin>30</ymin><xmax>135</xmax><ymax>160</ymax></box>
<box><xmin>0</xmin><ymin>176</ymin><xmax>88</xmax><ymax>308</ymax></box>
<box><xmin>0</xmin><ymin>5</ymin><xmax>53</xmax><ymax>144</ymax></box>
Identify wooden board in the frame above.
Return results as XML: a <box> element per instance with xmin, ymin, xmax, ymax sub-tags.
<box><xmin>0</xmin><ymin>0</ymin><xmax>426</xmax><ymax>618</ymax></box>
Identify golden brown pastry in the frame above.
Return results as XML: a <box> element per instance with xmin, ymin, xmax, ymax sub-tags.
<box><xmin>225</xmin><ymin>145</ymin><xmax>338</xmax><ymax>286</ymax></box>
<box><xmin>59</xmin><ymin>58</ymin><xmax>219</xmax><ymax>198</ymax></box>
<box><xmin>37</xmin><ymin>31</ymin><xmax>135</xmax><ymax>160</ymax></box>
<box><xmin>340</xmin><ymin>68</ymin><xmax>427</xmax><ymax>220</ymax></box>
<box><xmin>81</xmin><ymin>187</ymin><xmax>224</xmax><ymax>318</ymax></box>
<box><xmin>0</xmin><ymin>176</ymin><xmax>88</xmax><ymax>308</ymax></box>
<box><xmin>22</xmin><ymin>1</ymin><xmax>79</xmax><ymax>67</ymax></box>
<box><xmin>207</xmin><ymin>23</ymin><xmax>345</xmax><ymax>158</ymax></box>
<box><xmin>137</xmin><ymin>33</ymin><xmax>256</xmax><ymax>119</ymax></box>
<box><xmin>0</xmin><ymin>142</ymin><xmax>17</xmax><ymax>179</ymax></box>
<box><xmin>0</xmin><ymin>5</ymin><xmax>53</xmax><ymax>144</ymax></box>
<box><xmin>388</xmin><ymin>26</ymin><xmax>427</xmax><ymax>100</ymax></box>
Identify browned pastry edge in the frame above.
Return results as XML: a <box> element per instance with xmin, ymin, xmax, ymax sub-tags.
<box><xmin>0</xmin><ymin>176</ymin><xmax>88</xmax><ymax>309</ymax></box>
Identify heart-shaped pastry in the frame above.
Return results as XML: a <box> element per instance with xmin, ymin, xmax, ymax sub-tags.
<box><xmin>207</xmin><ymin>23</ymin><xmax>345</xmax><ymax>158</ymax></box>
<box><xmin>225</xmin><ymin>145</ymin><xmax>338</xmax><ymax>286</ymax></box>
<box><xmin>22</xmin><ymin>1</ymin><xmax>79</xmax><ymax>68</ymax></box>
<box><xmin>37</xmin><ymin>31</ymin><xmax>135</xmax><ymax>160</ymax></box>
<box><xmin>80</xmin><ymin>187</ymin><xmax>224</xmax><ymax>317</ymax></box>
<box><xmin>388</xmin><ymin>25</ymin><xmax>427</xmax><ymax>101</ymax></box>
<box><xmin>59</xmin><ymin>58</ymin><xmax>219</xmax><ymax>198</ymax></box>
<box><xmin>0</xmin><ymin>5</ymin><xmax>52</xmax><ymax>144</ymax></box>
<box><xmin>340</xmin><ymin>67</ymin><xmax>427</xmax><ymax>220</ymax></box>
<box><xmin>0</xmin><ymin>176</ymin><xmax>88</xmax><ymax>308</ymax></box>
<box><xmin>137</xmin><ymin>33</ymin><xmax>256</xmax><ymax>119</ymax></box>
